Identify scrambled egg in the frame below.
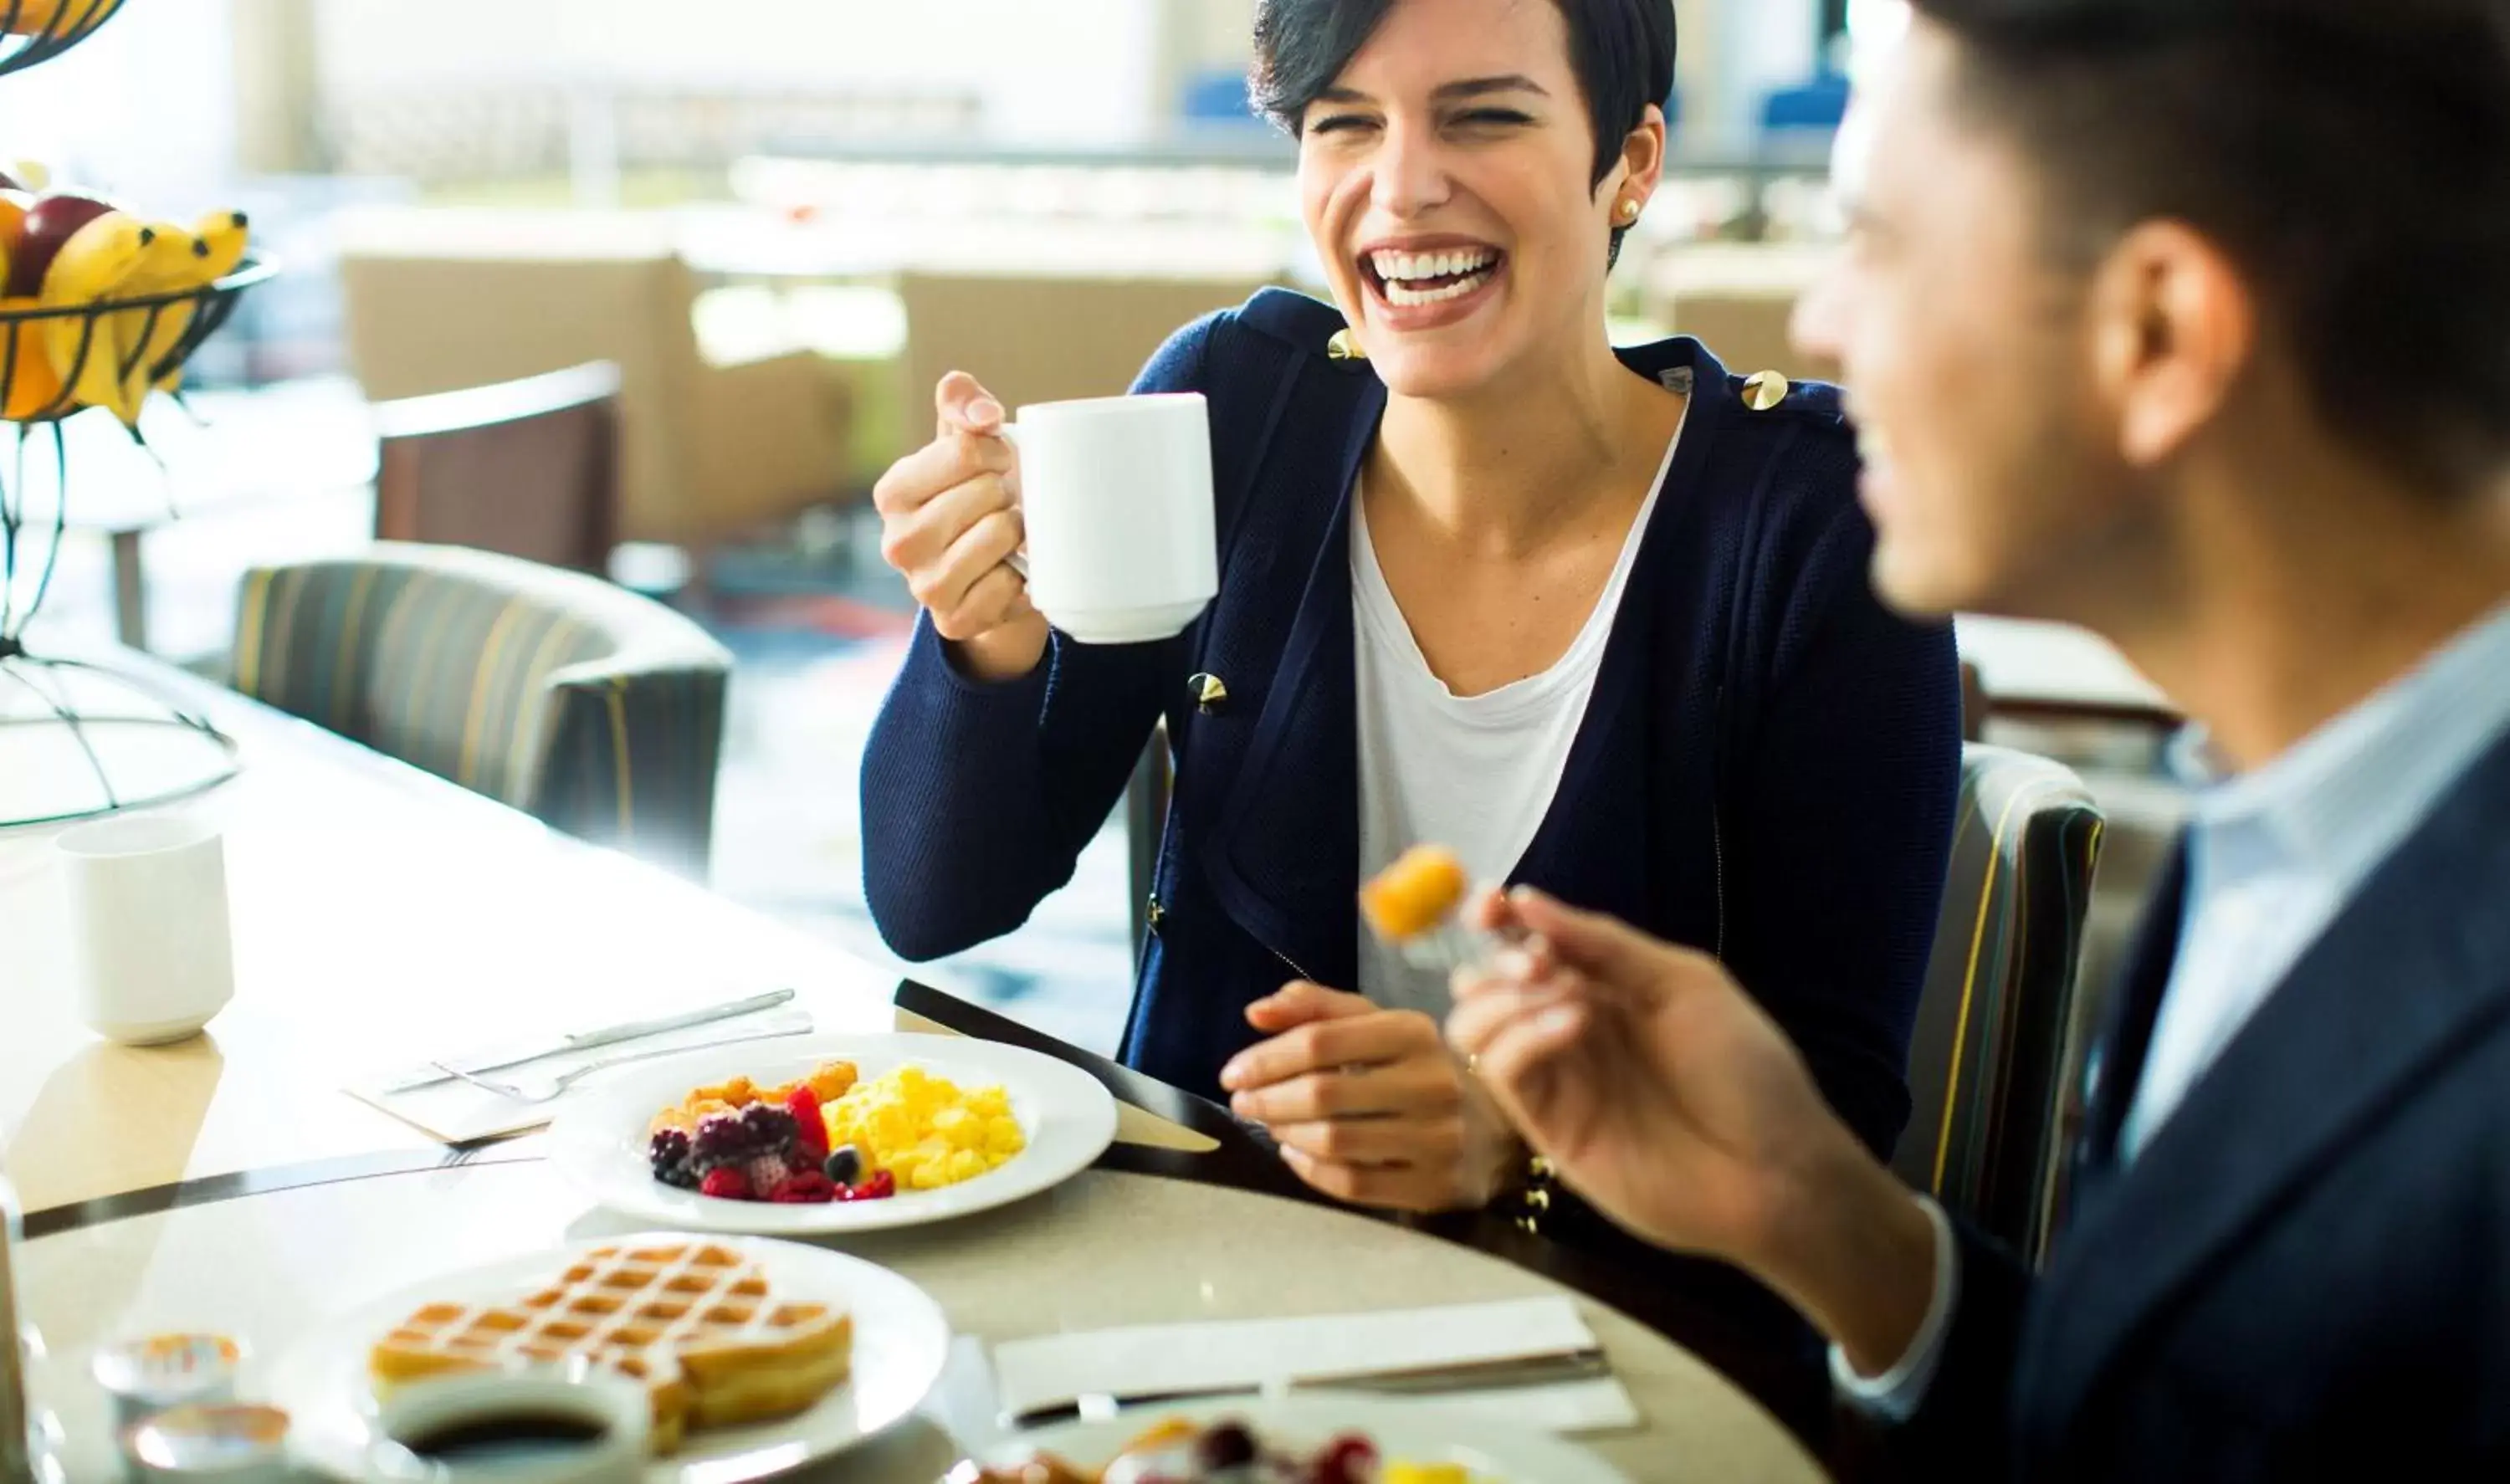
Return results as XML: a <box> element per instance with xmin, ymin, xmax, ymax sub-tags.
<box><xmin>822</xmin><ymin>1064</ymin><xmax>1026</xmax><ymax>1191</ymax></box>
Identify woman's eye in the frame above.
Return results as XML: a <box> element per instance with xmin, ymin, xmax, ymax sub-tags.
<box><xmin>1309</xmin><ymin>113</ymin><xmax>1377</xmax><ymax>136</ymax></box>
<box><xmin>1453</xmin><ymin>109</ymin><xmax>1534</xmax><ymax>128</ymax></box>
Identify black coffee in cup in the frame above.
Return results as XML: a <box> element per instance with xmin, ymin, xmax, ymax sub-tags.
<box><xmin>399</xmin><ymin>1412</ymin><xmax>609</xmax><ymax>1467</ymax></box>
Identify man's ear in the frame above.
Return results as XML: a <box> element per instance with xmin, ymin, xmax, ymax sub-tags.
<box><xmin>2087</xmin><ymin>220</ymin><xmax>2257</xmax><ymax>470</ymax></box>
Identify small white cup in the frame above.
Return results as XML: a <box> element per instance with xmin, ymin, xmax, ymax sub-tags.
<box><xmin>1001</xmin><ymin>391</ymin><xmax>1218</xmax><ymax>645</ymax></box>
<box><xmin>364</xmin><ymin>1370</ymin><xmax>648</xmax><ymax>1484</ymax></box>
<box><xmin>54</xmin><ymin>811</ymin><xmax>235</xmax><ymax>1046</ymax></box>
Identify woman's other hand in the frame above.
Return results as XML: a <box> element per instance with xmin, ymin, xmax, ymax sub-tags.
<box><xmin>873</xmin><ymin>371</ymin><xmax>1050</xmax><ymax>681</ymax></box>
<box><xmin>1220</xmin><ymin>981</ymin><xmax>1522</xmax><ymax>1213</ymax></box>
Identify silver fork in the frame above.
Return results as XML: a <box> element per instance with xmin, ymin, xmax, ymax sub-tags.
<box><xmin>431</xmin><ymin>1013</ymin><xmax>813</xmax><ymax>1103</ymax></box>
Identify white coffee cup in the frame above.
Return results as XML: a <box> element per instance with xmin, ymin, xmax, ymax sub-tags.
<box><xmin>363</xmin><ymin>1369</ymin><xmax>647</xmax><ymax>1484</ymax></box>
<box><xmin>1001</xmin><ymin>391</ymin><xmax>1218</xmax><ymax>644</ymax></box>
<box><xmin>54</xmin><ymin>811</ymin><xmax>235</xmax><ymax>1045</ymax></box>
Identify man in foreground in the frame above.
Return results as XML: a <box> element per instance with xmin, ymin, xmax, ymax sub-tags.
<box><xmin>1449</xmin><ymin>1</ymin><xmax>2510</xmax><ymax>1477</ymax></box>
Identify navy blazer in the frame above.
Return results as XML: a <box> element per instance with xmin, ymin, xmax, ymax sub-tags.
<box><xmin>863</xmin><ymin>287</ymin><xmax>1959</xmax><ymax>1158</ymax></box>
<box><xmin>1902</xmin><ymin>724</ymin><xmax>2510</xmax><ymax>1480</ymax></box>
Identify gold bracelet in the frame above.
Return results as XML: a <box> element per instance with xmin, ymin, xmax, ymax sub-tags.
<box><xmin>1512</xmin><ymin>1154</ymin><xmax>1558</xmax><ymax>1236</ymax></box>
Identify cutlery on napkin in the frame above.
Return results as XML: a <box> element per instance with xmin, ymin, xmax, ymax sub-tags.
<box><xmin>374</xmin><ymin>987</ymin><xmax>798</xmax><ymax>1093</ymax></box>
<box><xmin>346</xmin><ymin>1005</ymin><xmax>814</xmax><ymax>1146</ymax></box>
<box><xmin>991</xmin><ymin>1297</ymin><xmax>1636</xmax><ymax>1433</ymax></box>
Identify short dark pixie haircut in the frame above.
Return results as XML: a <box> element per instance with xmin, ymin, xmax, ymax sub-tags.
<box><xmin>1248</xmin><ymin>0</ymin><xmax>1678</xmax><ymax>268</ymax></box>
<box><xmin>1912</xmin><ymin>0</ymin><xmax>2510</xmax><ymax>498</ymax></box>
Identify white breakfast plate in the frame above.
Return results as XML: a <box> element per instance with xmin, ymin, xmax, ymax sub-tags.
<box><xmin>546</xmin><ymin>1032</ymin><xmax>1120</xmax><ymax>1235</ymax></box>
<box><xmin>979</xmin><ymin>1398</ymin><xmax>1632</xmax><ymax>1483</ymax></box>
<box><xmin>267</xmin><ymin>1231</ymin><xmax>952</xmax><ymax>1483</ymax></box>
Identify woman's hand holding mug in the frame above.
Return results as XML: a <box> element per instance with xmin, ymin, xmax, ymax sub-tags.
<box><xmin>878</xmin><ymin>372</ymin><xmax>1219</xmax><ymax>671</ymax></box>
<box><xmin>873</xmin><ymin>371</ymin><xmax>1049</xmax><ymax>683</ymax></box>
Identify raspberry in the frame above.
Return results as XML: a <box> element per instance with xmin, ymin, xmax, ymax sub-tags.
<box><xmin>851</xmin><ymin>1169</ymin><xmax>896</xmax><ymax>1201</ymax></box>
<box><xmin>1314</xmin><ymin>1435</ymin><xmax>1376</xmax><ymax>1484</ymax></box>
<box><xmin>699</xmin><ymin>1166</ymin><xmax>751</xmax><ymax>1200</ymax></box>
<box><xmin>745</xmin><ymin>1154</ymin><xmax>792</xmax><ymax>1192</ymax></box>
<box><xmin>767</xmin><ymin>1173</ymin><xmax>838</xmax><ymax>1204</ymax></box>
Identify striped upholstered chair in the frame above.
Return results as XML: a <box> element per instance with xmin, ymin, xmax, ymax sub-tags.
<box><xmin>1893</xmin><ymin>744</ymin><xmax>2107</xmax><ymax>1264</ymax></box>
<box><xmin>228</xmin><ymin>543</ymin><xmax>731</xmax><ymax>878</ymax></box>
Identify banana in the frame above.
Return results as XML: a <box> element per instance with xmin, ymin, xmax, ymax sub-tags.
<box><xmin>148</xmin><ymin>209</ymin><xmax>249</xmax><ymax>397</ymax></box>
<box><xmin>38</xmin><ymin>212</ymin><xmax>153</xmax><ymax>422</ymax></box>
<box><xmin>107</xmin><ymin>225</ymin><xmax>207</xmax><ymax>422</ymax></box>
<box><xmin>192</xmin><ymin>209</ymin><xmax>248</xmax><ymax>281</ymax></box>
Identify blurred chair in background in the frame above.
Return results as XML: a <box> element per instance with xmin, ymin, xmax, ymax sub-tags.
<box><xmin>228</xmin><ymin>542</ymin><xmax>732</xmax><ymax>878</ymax></box>
<box><xmin>1896</xmin><ymin>744</ymin><xmax>2107</xmax><ymax>1265</ymax></box>
<box><xmin>371</xmin><ymin>361</ymin><xmax>622</xmax><ymax>574</ymax></box>
<box><xmin>1639</xmin><ymin>243</ymin><xmax>1840</xmax><ymax>384</ymax></box>
<box><xmin>894</xmin><ymin>272</ymin><xmax>1273</xmax><ymax>420</ymax></box>
<box><xmin>335</xmin><ymin>208</ymin><xmax>853</xmax><ymax>568</ymax></box>
<box><xmin>1178</xmin><ymin>69</ymin><xmax>1262</xmax><ymax>129</ymax></box>
<box><xmin>1760</xmin><ymin>73</ymin><xmax>1852</xmax><ymax>135</ymax></box>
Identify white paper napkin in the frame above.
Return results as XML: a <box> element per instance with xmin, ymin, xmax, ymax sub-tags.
<box><xmin>344</xmin><ymin>1010</ymin><xmax>815</xmax><ymax>1145</ymax></box>
<box><xmin>990</xmin><ymin>1297</ymin><xmax>1637</xmax><ymax>1435</ymax></box>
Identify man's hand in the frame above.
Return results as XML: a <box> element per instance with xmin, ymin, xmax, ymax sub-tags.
<box><xmin>1445</xmin><ymin>888</ymin><xmax>1941</xmax><ymax>1375</ymax></box>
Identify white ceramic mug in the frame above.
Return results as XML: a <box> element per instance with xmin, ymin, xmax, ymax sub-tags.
<box><xmin>1002</xmin><ymin>391</ymin><xmax>1218</xmax><ymax>645</ymax></box>
<box><xmin>54</xmin><ymin>812</ymin><xmax>234</xmax><ymax>1045</ymax></box>
<box><xmin>364</xmin><ymin>1369</ymin><xmax>648</xmax><ymax>1484</ymax></box>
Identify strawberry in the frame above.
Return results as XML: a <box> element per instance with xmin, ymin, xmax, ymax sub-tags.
<box><xmin>851</xmin><ymin>1169</ymin><xmax>897</xmax><ymax>1201</ymax></box>
<box><xmin>768</xmin><ymin>1172</ymin><xmax>839</xmax><ymax>1204</ymax></box>
<box><xmin>783</xmin><ymin>1085</ymin><xmax>828</xmax><ymax>1161</ymax></box>
<box><xmin>745</xmin><ymin>1154</ymin><xmax>792</xmax><ymax>1192</ymax></box>
<box><xmin>699</xmin><ymin>1166</ymin><xmax>752</xmax><ymax>1200</ymax></box>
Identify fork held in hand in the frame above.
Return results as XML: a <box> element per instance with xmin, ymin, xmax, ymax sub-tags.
<box><xmin>433</xmin><ymin>1014</ymin><xmax>814</xmax><ymax>1103</ymax></box>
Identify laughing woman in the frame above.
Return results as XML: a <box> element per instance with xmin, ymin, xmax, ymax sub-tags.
<box><xmin>862</xmin><ymin>0</ymin><xmax>1959</xmax><ymax>1321</ymax></box>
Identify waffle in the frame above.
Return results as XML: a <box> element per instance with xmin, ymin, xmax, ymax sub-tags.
<box><xmin>368</xmin><ymin>1241</ymin><xmax>853</xmax><ymax>1455</ymax></box>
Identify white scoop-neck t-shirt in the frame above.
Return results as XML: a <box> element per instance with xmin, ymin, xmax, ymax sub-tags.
<box><xmin>1351</xmin><ymin>426</ymin><xmax>1682</xmax><ymax>1014</ymax></box>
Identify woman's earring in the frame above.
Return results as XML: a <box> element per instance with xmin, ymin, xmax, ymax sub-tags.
<box><xmin>1615</xmin><ymin>197</ymin><xmax>1642</xmax><ymax>227</ymax></box>
<box><xmin>1327</xmin><ymin>326</ymin><xmax>1367</xmax><ymax>361</ymax></box>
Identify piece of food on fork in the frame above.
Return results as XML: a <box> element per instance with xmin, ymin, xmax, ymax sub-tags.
<box><xmin>1360</xmin><ymin>844</ymin><xmax>1472</xmax><ymax>944</ymax></box>
<box><xmin>1359</xmin><ymin>842</ymin><xmax>1529</xmax><ymax>980</ymax></box>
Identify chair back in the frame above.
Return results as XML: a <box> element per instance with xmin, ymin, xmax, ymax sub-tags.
<box><xmin>1895</xmin><ymin>744</ymin><xmax>2106</xmax><ymax>1262</ymax></box>
<box><xmin>371</xmin><ymin>361</ymin><xmax>622</xmax><ymax>574</ymax></box>
<box><xmin>895</xmin><ymin>272</ymin><xmax>1269</xmax><ymax>419</ymax></box>
<box><xmin>229</xmin><ymin>542</ymin><xmax>731</xmax><ymax>878</ymax></box>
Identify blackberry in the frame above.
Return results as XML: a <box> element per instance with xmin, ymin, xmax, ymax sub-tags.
<box><xmin>648</xmin><ymin>1127</ymin><xmax>695</xmax><ymax>1185</ymax></box>
<box><xmin>691</xmin><ymin>1112</ymin><xmax>750</xmax><ymax>1169</ymax></box>
<box><xmin>737</xmin><ymin>1103</ymin><xmax>798</xmax><ymax>1149</ymax></box>
<box><xmin>1193</xmin><ymin>1422</ymin><xmax>1258</xmax><ymax>1471</ymax></box>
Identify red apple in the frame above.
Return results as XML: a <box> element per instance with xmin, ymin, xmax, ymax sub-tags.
<box><xmin>8</xmin><ymin>192</ymin><xmax>115</xmax><ymax>298</ymax></box>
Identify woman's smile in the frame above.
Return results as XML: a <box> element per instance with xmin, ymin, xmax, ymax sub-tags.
<box><xmin>1358</xmin><ymin>233</ymin><xmax>1509</xmax><ymax>332</ymax></box>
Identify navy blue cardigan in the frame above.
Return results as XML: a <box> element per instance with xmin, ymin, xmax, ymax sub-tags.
<box><xmin>864</xmin><ymin>288</ymin><xmax>1959</xmax><ymax>1166</ymax></box>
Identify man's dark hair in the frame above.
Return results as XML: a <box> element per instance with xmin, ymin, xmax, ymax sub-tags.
<box><xmin>1249</xmin><ymin>0</ymin><xmax>1676</xmax><ymax>267</ymax></box>
<box><xmin>1911</xmin><ymin>0</ymin><xmax>2510</xmax><ymax>496</ymax></box>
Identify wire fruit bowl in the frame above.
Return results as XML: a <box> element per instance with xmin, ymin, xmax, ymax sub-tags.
<box><xmin>0</xmin><ymin>258</ymin><xmax>275</xmax><ymax>426</ymax></box>
<box><xmin>0</xmin><ymin>0</ymin><xmax>127</xmax><ymax>79</ymax></box>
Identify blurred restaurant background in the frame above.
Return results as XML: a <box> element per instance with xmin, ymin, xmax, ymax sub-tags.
<box><xmin>0</xmin><ymin>0</ymin><xmax>2179</xmax><ymax>1055</ymax></box>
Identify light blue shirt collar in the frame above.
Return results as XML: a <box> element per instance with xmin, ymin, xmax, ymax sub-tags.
<box><xmin>2169</xmin><ymin>598</ymin><xmax>2510</xmax><ymax>898</ymax></box>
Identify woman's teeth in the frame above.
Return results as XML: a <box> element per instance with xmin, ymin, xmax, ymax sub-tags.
<box><xmin>1369</xmin><ymin>247</ymin><xmax>1499</xmax><ymax>307</ymax></box>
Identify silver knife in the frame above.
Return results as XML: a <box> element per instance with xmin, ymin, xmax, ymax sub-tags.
<box><xmin>1007</xmin><ymin>1348</ymin><xmax>1611</xmax><ymax>1428</ymax></box>
<box><xmin>376</xmin><ymin>988</ymin><xmax>799</xmax><ymax>1094</ymax></box>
